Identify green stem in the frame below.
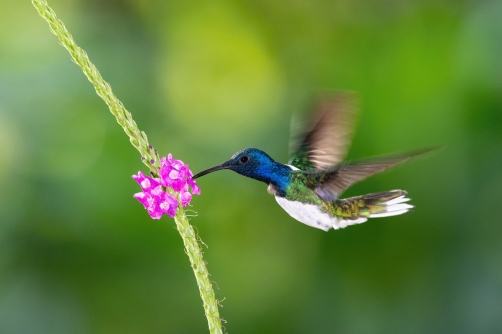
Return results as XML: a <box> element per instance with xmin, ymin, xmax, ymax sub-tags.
<box><xmin>174</xmin><ymin>208</ymin><xmax>222</xmax><ymax>333</ymax></box>
<box><xmin>32</xmin><ymin>1</ymin><xmax>223</xmax><ymax>333</ymax></box>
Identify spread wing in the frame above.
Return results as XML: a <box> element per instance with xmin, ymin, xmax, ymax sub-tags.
<box><xmin>289</xmin><ymin>92</ymin><xmax>358</xmax><ymax>171</ymax></box>
<box><xmin>312</xmin><ymin>148</ymin><xmax>437</xmax><ymax>202</ymax></box>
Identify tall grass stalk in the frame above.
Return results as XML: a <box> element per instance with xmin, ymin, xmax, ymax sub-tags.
<box><xmin>32</xmin><ymin>1</ymin><xmax>223</xmax><ymax>332</ymax></box>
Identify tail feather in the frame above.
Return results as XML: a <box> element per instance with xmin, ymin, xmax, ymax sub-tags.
<box><xmin>336</xmin><ymin>190</ymin><xmax>413</xmax><ymax>220</ymax></box>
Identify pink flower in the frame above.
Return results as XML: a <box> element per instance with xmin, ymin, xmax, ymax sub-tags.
<box><xmin>160</xmin><ymin>154</ymin><xmax>191</xmax><ymax>192</ymax></box>
<box><xmin>133</xmin><ymin>154</ymin><xmax>201</xmax><ymax>219</ymax></box>
<box><xmin>133</xmin><ymin>171</ymin><xmax>179</xmax><ymax>219</ymax></box>
<box><xmin>159</xmin><ymin>154</ymin><xmax>200</xmax><ymax>196</ymax></box>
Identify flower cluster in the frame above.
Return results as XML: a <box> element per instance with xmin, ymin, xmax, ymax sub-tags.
<box><xmin>133</xmin><ymin>154</ymin><xmax>200</xmax><ymax>219</ymax></box>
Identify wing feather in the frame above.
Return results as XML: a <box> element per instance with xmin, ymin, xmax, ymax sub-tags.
<box><xmin>312</xmin><ymin>148</ymin><xmax>437</xmax><ymax>201</ymax></box>
<box><xmin>290</xmin><ymin>92</ymin><xmax>358</xmax><ymax>170</ymax></box>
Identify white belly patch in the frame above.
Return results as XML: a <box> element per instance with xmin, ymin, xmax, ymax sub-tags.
<box><xmin>275</xmin><ymin>196</ymin><xmax>367</xmax><ymax>231</ymax></box>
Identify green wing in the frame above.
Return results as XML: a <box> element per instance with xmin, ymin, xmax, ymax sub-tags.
<box><xmin>290</xmin><ymin>92</ymin><xmax>358</xmax><ymax>171</ymax></box>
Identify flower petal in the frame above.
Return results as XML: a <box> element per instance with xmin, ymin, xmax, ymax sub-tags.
<box><xmin>180</xmin><ymin>191</ymin><xmax>192</xmax><ymax>207</ymax></box>
<box><xmin>133</xmin><ymin>192</ymin><xmax>150</xmax><ymax>209</ymax></box>
<box><xmin>132</xmin><ymin>171</ymin><xmax>161</xmax><ymax>191</ymax></box>
<box><xmin>159</xmin><ymin>192</ymin><xmax>179</xmax><ymax>218</ymax></box>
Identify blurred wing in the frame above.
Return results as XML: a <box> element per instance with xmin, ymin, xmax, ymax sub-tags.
<box><xmin>290</xmin><ymin>93</ymin><xmax>358</xmax><ymax>171</ymax></box>
<box><xmin>314</xmin><ymin>148</ymin><xmax>436</xmax><ymax>201</ymax></box>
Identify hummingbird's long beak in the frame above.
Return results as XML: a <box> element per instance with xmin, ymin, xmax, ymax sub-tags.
<box><xmin>192</xmin><ymin>161</ymin><xmax>231</xmax><ymax>179</ymax></box>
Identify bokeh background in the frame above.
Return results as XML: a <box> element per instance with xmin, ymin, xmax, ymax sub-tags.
<box><xmin>1</xmin><ymin>0</ymin><xmax>501</xmax><ymax>333</ymax></box>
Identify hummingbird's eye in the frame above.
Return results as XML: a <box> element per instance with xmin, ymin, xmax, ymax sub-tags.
<box><xmin>240</xmin><ymin>156</ymin><xmax>249</xmax><ymax>163</ymax></box>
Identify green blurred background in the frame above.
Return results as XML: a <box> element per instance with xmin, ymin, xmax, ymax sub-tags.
<box><xmin>1</xmin><ymin>0</ymin><xmax>501</xmax><ymax>333</ymax></box>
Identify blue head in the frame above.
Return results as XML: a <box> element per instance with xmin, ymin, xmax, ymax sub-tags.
<box><xmin>193</xmin><ymin>148</ymin><xmax>292</xmax><ymax>195</ymax></box>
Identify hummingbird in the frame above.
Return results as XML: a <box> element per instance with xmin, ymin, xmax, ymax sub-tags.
<box><xmin>193</xmin><ymin>93</ymin><xmax>430</xmax><ymax>231</ymax></box>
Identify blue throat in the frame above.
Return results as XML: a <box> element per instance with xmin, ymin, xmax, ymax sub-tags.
<box><xmin>230</xmin><ymin>150</ymin><xmax>292</xmax><ymax>196</ymax></box>
<box><xmin>249</xmin><ymin>161</ymin><xmax>292</xmax><ymax>196</ymax></box>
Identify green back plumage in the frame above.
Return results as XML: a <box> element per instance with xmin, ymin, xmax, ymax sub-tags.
<box><xmin>285</xmin><ymin>171</ymin><xmax>322</xmax><ymax>205</ymax></box>
<box><xmin>290</xmin><ymin>146</ymin><xmax>315</xmax><ymax>170</ymax></box>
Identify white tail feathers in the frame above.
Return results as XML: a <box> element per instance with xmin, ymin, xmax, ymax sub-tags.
<box><xmin>369</xmin><ymin>195</ymin><xmax>414</xmax><ymax>218</ymax></box>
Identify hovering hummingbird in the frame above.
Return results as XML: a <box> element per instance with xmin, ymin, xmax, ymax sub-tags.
<box><xmin>193</xmin><ymin>93</ymin><xmax>430</xmax><ymax>231</ymax></box>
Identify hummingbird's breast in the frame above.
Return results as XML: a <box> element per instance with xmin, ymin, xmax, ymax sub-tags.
<box><xmin>274</xmin><ymin>196</ymin><xmax>368</xmax><ymax>231</ymax></box>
